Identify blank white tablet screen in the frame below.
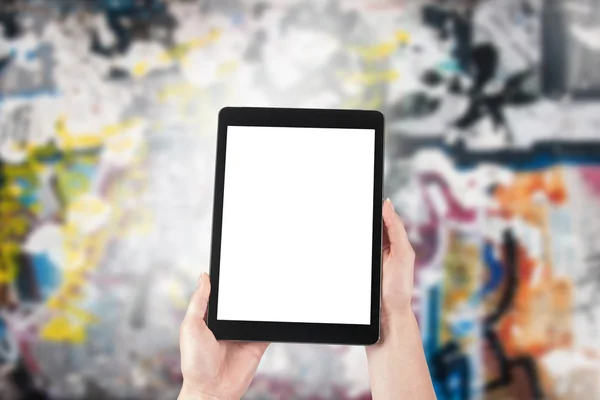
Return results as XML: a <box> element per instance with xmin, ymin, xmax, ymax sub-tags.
<box><xmin>217</xmin><ymin>126</ymin><xmax>375</xmax><ymax>325</ymax></box>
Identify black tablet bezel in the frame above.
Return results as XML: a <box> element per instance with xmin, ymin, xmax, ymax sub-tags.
<box><xmin>207</xmin><ymin>107</ymin><xmax>384</xmax><ymax>345</ymax></box>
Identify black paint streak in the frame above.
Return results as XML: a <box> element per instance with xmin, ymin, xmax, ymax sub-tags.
<box><xmin>91</xmin><ymin>0</ymin><xmax>177</xmax><ymax>58</ymax></box>
<box><xmin>483</xmin><ymin>230</ymin><xmax>544</xmax><ymax>398</ymax></box>
<box><xmin>484</xmin><ymin>231</ymin><xmax>518</xmax><ymax>326</ymax></box>
<box><xmin>0</xmin><ymin>0</ymin><xmax>22</xmax><ymax>39</ymax></box>
<box><xmin>7</xmin><ymin>359</ymin><xmax>50</xmax><ymax>400</ymax></box>
<box><xmin>413</xmin><ymin>3</ymin><xmax>540</xmax><ymax>144</ymax></box>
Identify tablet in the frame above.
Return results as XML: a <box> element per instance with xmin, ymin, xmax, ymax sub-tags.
<box><xmin>207</xmin><ymin>107</ymin><xmax>384</xmax><ymax>345</ymax></box>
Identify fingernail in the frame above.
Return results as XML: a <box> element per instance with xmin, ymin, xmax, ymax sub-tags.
<box><xmin>198</xmin><ymin>273</ymin><xmax>205</xmax><ymax>287</ymax></box>
<box><xmin>386</xmin><ymin>198</ymin><xmax>394</xmax><ymax>211</ymax></box>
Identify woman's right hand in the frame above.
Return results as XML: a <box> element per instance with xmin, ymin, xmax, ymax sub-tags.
<box><xmin>365</xmin><ymin>199</ymin><xmax>436</xmax><ymax>400</ymax></box>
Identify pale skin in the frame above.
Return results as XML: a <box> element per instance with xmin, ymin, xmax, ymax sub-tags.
<box><xmin>179</xmin><ymin>199</ymin><xmax>436</xmax><ymax>400</ymax></box>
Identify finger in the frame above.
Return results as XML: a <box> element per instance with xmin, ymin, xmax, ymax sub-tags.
<box><xmin>180</xmin><ymin>274</ymin><xmax>214</xmax><ymax>355</ymax></box>
<box><xmin>382</xmin><ymin>199</ymin><xmax>390</xmax><ymax>249</ymax></box>
<box><xmin>231</xmin><ymin>341</ymin><xmax>270</xmax><ymax>366</ymax></box>
<box><xmin>184</xmin><ymin>272</ymin><xmax>211</xmax><ymax>324</ymax></box>
<box><xmin>382</xmin><ymin>198</ymin><xmax>413</xmax><ymax>258</ymax></box>
<box><xmin>382</xmin><ymin>214</ymin><xmax>390</xmax><ymax>250</ymax></box>
<box><xmin>239</xmin><ymin>341</ymin><xmax>270</xmax><ymax>355</ymax></box>
<box><xmin>249</xmin><ymin>342</ymin><xmax>270</xmax><ymax>355</ymax></box>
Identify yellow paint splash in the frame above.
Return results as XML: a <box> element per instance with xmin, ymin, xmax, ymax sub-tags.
<box><xmin>56</xmin><ymin>117</ymin><xmax>141</xmax><ymax>151</ymax></box>
<box><xmin>161</xmin><ymin>29</ymin><xmax>221</xmax><ymax>62</ymax></box>
<box><xmin>0</xmin><ymin>243</ymin><xmax>19</xmax><ymax>284</ymax></box>
<box><xmin>395</xmin><ymin>30</ymin><xmax>411</xmax><ymax>45</ymax></box>
<box><xmin>338</xmin><ymin>70</ymin><xmax>400</xmax><ymax>85</ymax></box>
<box><xmin>40</xmin><ymin>161</ymin><xmax>151</xmax><ymax>343</ymax></box>
<box><xmin>351</xmin><ymin>41</ymin><xmax>397</xmax><ymax>60</ymax></box>
<box><xmin>40</xmin><ymin>220</ymin><xmax>111</xmax><ymax>343</ymax></box>
<box><xmin>133</xmin><ymin>62</ymin><xmax>149</xmax><ymax>77</ymax></box>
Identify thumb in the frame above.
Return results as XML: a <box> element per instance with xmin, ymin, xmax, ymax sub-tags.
<box><xmin>382</xmin><ymin>199</ymin><xmax>414</xmax><ymax>260</ymax></box>
<box><xmin>182</xmin><ymin>273</ymin><xmax>212</xmax><ymax>332</ymax></box>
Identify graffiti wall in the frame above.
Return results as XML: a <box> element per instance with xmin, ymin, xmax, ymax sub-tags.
<box><xmin>1</xmin><ymin>0</ymin><xmax>599</xmax><ymax>399</ymax></box>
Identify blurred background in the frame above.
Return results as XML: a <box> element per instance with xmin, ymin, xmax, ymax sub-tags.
<box><xmin>0</xmin><ymin>0</ymin><xmax>599</xmax><ymax>398</ymax></box>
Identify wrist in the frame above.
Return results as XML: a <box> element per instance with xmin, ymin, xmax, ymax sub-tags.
<box><xmin>381</xmin><ymin>304</ymin><xmax>415</xmax><ymax>328</ymax></box>
<box><xmin>178</xmin><ymin>382</ymin><xmax>222</xmax><ymax>400</ymax></box>
<box><xmin>373</xmin><ymin>305</ymin><xmax>420</xmax><ymax>349</ymax></box>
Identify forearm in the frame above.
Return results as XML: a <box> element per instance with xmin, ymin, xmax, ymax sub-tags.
<box><xmin>366</xmin><ymin>310</ymin><xmax>436</xmax><ymax>400</ymax></box>
<box><xmin>178</xmin><ymin>383</ymin><xmax>223</xmax><ymax>400</ymax></box>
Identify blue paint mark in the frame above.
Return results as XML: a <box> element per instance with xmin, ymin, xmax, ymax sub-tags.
<box><xmin>438</xmin><ymin>145</ymin><xmax>600</xmax><ymax>172</ymax></box>
<box><xmin>101</xmin><ymin>0</ymin><xmax>137</xmax><ymax>11</ymax></box>
<box><xmin>450</xmin><ymin>319</ymin><xmax>475</xmax><ymax>338</ymax></box>
<box><xmin>0</xmin><ymin>89</ymin><xmax>60</xmax><ymax>104</ymax></box>
<box><xmin>0</xmin><ymin>319</ymin><xmax>6</xmax><ymax>339</ymax></box>
<box><xmin>71</xmin><ymin>163</ymin><xmax>96</xmax><ymax>179</ymax></box>
<box><xmin>232</xmin><ymin>12</ymin><xmax>245</xmax><ymax>26</ymax></box>
<box><xmin>424</xmin><ymin>283</ymin><xmax>442</xmax><ymax>358</ymax></box>
<box><xmin>438</xmin><ymin>60</ymin><xmax>461</xmax><ymax>74</ymax></box>
<box><xmin>15</xmin><ymin>178</ymin><xmax>30</xmax><ymax>189</ymax></box>
<box><xmin>18</xmin><ymin>194</ymin><xmax>38</xmax><ymax>208</ymax></box>
<box><xmin>37</xmin><ymin>152</ymin><xmax>64</xmax><ymax>164</ymax></box>
<box><xmin>25</xmin><ymin>49</ymin><xmax>39</xmax><ymax>61</ymax></box>
<box><xmin>12</xmin><ymin>178</ymin><xmax>39</xmax><ymax>207</ymax></box>
<box><xmin>31</xmin><ymin>253</ymin><xmax>62</xmax><ymax>300</ymax></box>
<box><xmin>15</xmin><ymin>178</ymin><xmax>38</xmax><ymax>208</ymax></box>
<box><xmin>448</xmin><ymin>373</ymin><xmax>460</xmax><ymax>394</ymax></box>
<box><xmin>480</xmin><ymin>242</ymin><xmax>503</xmax><ymax>296</ymax></box>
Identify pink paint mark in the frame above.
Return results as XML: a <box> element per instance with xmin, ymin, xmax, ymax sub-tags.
<box><xmin>420</xmin><ymin>172</ymin><xmax>477</xmax><ymax>223</ymax></box>
<box><xmin>18</xmin><ymin>339</ymin><xmax>40</xmax><ymax>374</ymax></box>
<box><xmin>580</xmin><ymin>167</ymin><xmax>600</xmax><ymax>197</ymax></box>
<box><xmin>407</xmin><ymin>171</ymin><xmax>479</xmax><ymax>269</ymax></box>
